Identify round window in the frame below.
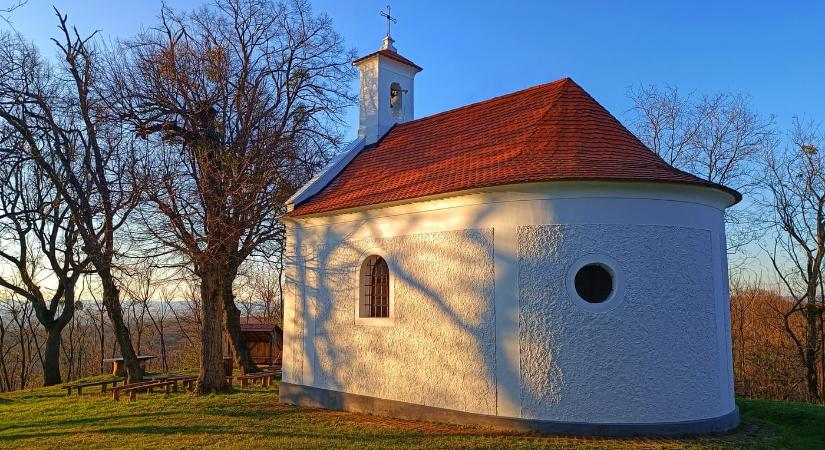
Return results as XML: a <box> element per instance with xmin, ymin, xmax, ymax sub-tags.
<box><xmin>574</xmin><ymin>264</ymin><xmax>614</xmax><ymax>303</ymax></box>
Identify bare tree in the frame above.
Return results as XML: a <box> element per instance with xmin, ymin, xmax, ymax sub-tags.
<box><xmin>0</xmin><ymin>303</ymin><xmax>9</xmax><ymax>391</ymax></box>
<box><xmin>121</xmin><ymin>263</ymin><xmax>171</xmax><ymax>372</ymax></box>
<box><xmin>0</xmin><ymin>13</ymin><xmax>144</xmax><ymax>382</ymax></box>
<box><xmin>626</xmin><ymin>85</ymin><xmax>700</xmax><ymax>169</ymax></box>
<box><xmin>10</xmin><ymin>297</ymin><xmax>39</xmax><ymax>389</ymax></box>
<box><xmin>150</xmin><ymin>291</ymin><xmax>171</xmax><ymax>373</ymax></box>
<box><xmin>61</xmin><ymin>300</ymin><xmax>90</xmax><ymax>381</ymax></box>
<box><xmin>109</xmin><ymin>0</ymin><xmax>354</xmax><ymax>392</ymax></box>
<box><xmin>240</xmin><ymin>260</ymin><xmax>285</xmax><ymax>325</ymax></box>
<box><xmin>693</xmin><ymin>93</ymin><xmax>775</xmax><ymax>192</ymax></box>
<box><xmin>729</xmin><ymin>282</ymin><xmax>812</xmax><ymax>401</ymax></box>
<box><xmin>0</xmin><ymin>294</ymin><xmax>39</xmax><ymax>389</ymax></box>
<box><xmin>0</xmin><ymin>148</ymin><xmax>88</xmax><ymax>386</ymax></box>
<box><xmin>167</xmin><ymin>276</ymin><xmax>201</xmax><ymax>354</ymax></box>
<box><xmin>83</xmin><ymin>280</ymin><xmax>109</xmax><ymax>375</ymax></box>
<box><xmin>628</xmin><ymin>85</ymin><xmax>773</xmax><ymax>187</ymax></box>
<box><xmin>627</xmin><ymin>85</ymin><xmax>775</xmax><ymax>255</ymax></box>
<box><xmin>762</xmin><ymin>117</ymin><xmax>825</xmax><ymax>403</ymax></box>
<box><xmin>0</xmin><ymin>0</ymin><xmax>26</xmax><ymax>26</ymax></box>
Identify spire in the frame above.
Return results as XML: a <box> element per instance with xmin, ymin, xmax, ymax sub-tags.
<box><xmin>351</xmin><ymin>4</ymin><xmax>420</xmax><ymax>145</ymax></box>
<box><xmin>379</xmin><ymin>5</ymin><xmax>398</xmax><ymax>52</ymax></box>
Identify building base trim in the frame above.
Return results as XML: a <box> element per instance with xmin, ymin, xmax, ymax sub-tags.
<box><xmin>279</xmin><ymin>382</ymin><xmax>740</xmax><ymax>437</ymax></box>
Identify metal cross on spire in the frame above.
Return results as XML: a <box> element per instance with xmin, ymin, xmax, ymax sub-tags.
<box><xmin>380</xmin><ymin>5</ymin><xmax>397</xmax><ymax>38</ymax></box>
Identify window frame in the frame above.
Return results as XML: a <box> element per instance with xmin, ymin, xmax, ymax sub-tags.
<box><xmin>566</xmin><ymin>254</ymin><xmax>625</xmax><ymax>313</ymax></box>
<box><xmin>355</xmin><ymin>250</ymin><xmax>395</xmax><ymax>326</ymax></box>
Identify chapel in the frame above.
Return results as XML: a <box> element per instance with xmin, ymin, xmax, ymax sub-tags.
<box><xmin>278</xmin><ymin>31</ymin><xmax>740</xmax><ymax>435</ymax></box>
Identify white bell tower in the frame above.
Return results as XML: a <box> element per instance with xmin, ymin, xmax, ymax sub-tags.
<box><xmin>353</xmin><ymin>7</ymin><xmax>422</xmax><ymax>146</ymax></box>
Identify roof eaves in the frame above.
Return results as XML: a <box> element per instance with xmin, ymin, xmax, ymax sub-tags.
<box><xmin>353</xmin><ymin>50</ymin><xmax>423</xmax><ymax>72</ymax></box>
<box><xmin>288</xmin><ymin>177</ymin><xmax>741</xmax><ymax>218</ymax></box>
<box><xmin>286</xmin><ymin>138</ymin><xmax>365</xmax><ymax>210</ymax></box>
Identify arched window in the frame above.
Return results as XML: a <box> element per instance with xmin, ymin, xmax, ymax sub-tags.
<box><xmin>361</xmin><ymin>255</ymin><xmax>390</xmax><ymax>318</ymax></box>
<box><xmin>389</xmin><ymin>82</ymin><xmax>403</xmax><ymax>118</ymax></box>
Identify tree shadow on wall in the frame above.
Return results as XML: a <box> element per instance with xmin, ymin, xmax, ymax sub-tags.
<box><xmin>286</xmin><ymin>199</ymin><xmax>539</xmax><ymax>417</ymax></box>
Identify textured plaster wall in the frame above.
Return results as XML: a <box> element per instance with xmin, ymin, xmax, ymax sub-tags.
<box><xmin>518</xmin><ymin>224</ymin><xmax>721</xmax><ymax>423</ymax></box>
<box><xmin>283</xmin><ymin>183</ymin><xmax>736</xmax><ymax>423</ymax></box>
<box><xmin>283</xmin><ymin>257</ymin><xmax>304</xmax><ymax>385</ymax></box>
<box><xmin>304</xmin><ymin>228</ymin><xmax>497</xmax><ymax>415</ymax></box>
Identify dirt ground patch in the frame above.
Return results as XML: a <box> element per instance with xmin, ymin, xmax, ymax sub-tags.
<box><xmin>297</xmin><ymin>404</ymin><xmax>777</xmax><ymax>449</ymax></box>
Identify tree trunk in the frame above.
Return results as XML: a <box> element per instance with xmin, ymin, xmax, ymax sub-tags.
<box><xmin>15</xmin><ymin>313</ymin><xmax>28</xmax><ymax>390</ymax></box>
<box><xmin>42</xmin><ymin>326</ymin><xmax>63</xmax><ymax>386</ymax></box>
<box><xmin>100</xmin><ymin>270</ymin><xmax>142</xmax><ymax>383</ymax></box>
<box><xmin>820</xmin><ymin>314</ymin><xmax>825</xmax><ymax>402</ymax></box>
<box><xmin>223</xmin><ymin>278</ymin><xmax>259</xmax><ymax>374</ymax></box>
<box><xmin>0</xmin><ymin>317</ymin><xmax>9</xmax><ymax>392</ymax></box>
<box><xmin>197</xmin><ymin>269</ymin><xmax>230</xmax><ymax>394</ymax></box>
<box><xmin>805</xmin><ymin>302</ymin><xmax>821</xmax><ymax>403</ymax></box>
<box><xmin>277</xmin><ymin>249</ymin><xmax>285</xmax><ymax>325</ymax></box>
<box><xmin>98</xmin><ymin>305</ymin><xmax>105</xmax><ymax>375</ymax></box>
<box><xmin>40</xmin><ymin>283</ymin><xmax>77</xmax><ymax>387</ymax></box>
<box><xmin>159</xmin><ymin>327</ymin><xmax>169</xmax><ymax>373</ymax></box>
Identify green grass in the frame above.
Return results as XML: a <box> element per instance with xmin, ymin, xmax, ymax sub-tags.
<box><xmin>0</xmin><ymin>378</ymin><xmax>821</xmax><ymax>449</ymax></box>
<box><xmin>736</xmin><ymin>398</ymin><xmax>825</xmax><ymax>449</ymax></box>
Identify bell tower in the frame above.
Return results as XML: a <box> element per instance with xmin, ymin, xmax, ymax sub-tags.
<box><xmin>353</xmin><ymin>7</ymin><xmax>422</xmax><ymax>145</ymax></box>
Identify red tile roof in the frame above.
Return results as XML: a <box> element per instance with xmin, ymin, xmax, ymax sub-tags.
<box><xmin>353</xmin><ymin>49</ymin><xmax>422</xmax><ymax>71</ymax></box>
<box><xmin>290</xmin><ymin>78</ymin><xmax>740</xmax><ymax>216</ymax></box>
<box><xmin>240</xmin><ymin>323</ymin><xmax>281</xmax><ymax>333</ymax></box>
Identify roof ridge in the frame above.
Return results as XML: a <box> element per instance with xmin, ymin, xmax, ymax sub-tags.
<box><xmin>563</xmin><ymin>82</ymin><xmax>706</xmax><ymax>180</ymax></box>
<box><xmin>515</xmin><ymin>78</ymin><xmax>575</xmax><ymax>157</ymax></box>
<box><xmin>517</xmin><ymin>79</ymin><xmax>706</xmax><ymax>182</ymax></box>
<box><xmin>392</xmin><ymin>77</ymin><xmax>572</xmax><ymax>131</ymax></box>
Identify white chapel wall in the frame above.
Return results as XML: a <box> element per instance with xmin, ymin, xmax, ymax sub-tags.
<box><xmin>518</xmin><ymin>223</ymin><xmax>722</xmax><ymax>423</ymax></box>
<box><xmin>283</xmin><ymin>181</ymin><xmax>737</xmax><ymax>422</ymax></box>
<box><xmin>294</xmin><ymin>229</ymin><xmax>498</xmax><ymax>415</ymax></box>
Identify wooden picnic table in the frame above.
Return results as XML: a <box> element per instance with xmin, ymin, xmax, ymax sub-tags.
<box><xmin>102</xmin><ymin>355</ymin><xmax>158</xmax><ymax>377</ymax></box>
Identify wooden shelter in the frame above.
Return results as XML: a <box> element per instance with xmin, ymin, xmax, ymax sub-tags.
<box><xmin>239</xmin><ymin>323</ymin><xmax>282</xmax><ymax>367</ymax></box>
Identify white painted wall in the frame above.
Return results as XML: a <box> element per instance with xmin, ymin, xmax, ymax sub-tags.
<box><xmin>519</xmin><ymin>224</ymin><xmax>722</xmax><ymax>422</ymax></box>
<box><xmin>283</xmin><ymin>181</ymin><xmax>737</xmax><ymax>424</ymax></box>
<box><xmin>294</xmin><ymin>229</ymin><xmax>497</xmax><ymax>414</ymax></box>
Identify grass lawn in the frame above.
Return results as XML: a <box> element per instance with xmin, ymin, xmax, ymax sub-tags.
<box><xmin>0</xmin><ymin>378</ymin><xmax>822</xmax><ymax>449</ymax></box>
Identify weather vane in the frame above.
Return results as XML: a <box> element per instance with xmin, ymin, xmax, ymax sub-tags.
<box><xmin>380</xmin><ymin>5</ymin><xmax>397</xmax><ymax>38</ymax></box>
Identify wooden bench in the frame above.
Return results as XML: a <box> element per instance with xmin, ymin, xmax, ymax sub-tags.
<box><xmin>254</xmin><ymin>365</ymin><xmax>282</xmax><ymax>377</ymax></box>
<box><xmin>112</xmin><ymin>376</ymin><xmax>197</xmax><ymax>401</ymax></box>
<box><xmin>112</xmin><ymin>380</ymin><xmax>160</xmax><ymax>401</ymax></box>
<box><xmin>64</xmin><ymin>378</ymin><xmax>125</xmax><ymax>396</ymax></box>
<box><xmin>121</xmin><ymin>381</ymin><xmax>174</xmax><ymax>402</ymax></box>
<box><xmin>234</xmin><ymin>372</ymin><xmax>277</xmax><ymax>388</ymax></box>
<box><xmin>110</xmin><ymin>374</ymin><xmax>264</xmax><ymax>400</ymax></box>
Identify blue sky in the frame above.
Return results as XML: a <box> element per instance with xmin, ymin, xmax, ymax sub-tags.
<box><xmin>6</xmin><ymin>0</ymin><xmax>824</xmax><ymax>141</ymax></box>
<box><xmin>5</xmin><ymin>0</ymin><xmax>822</xmax><ymax>281</ymax></box>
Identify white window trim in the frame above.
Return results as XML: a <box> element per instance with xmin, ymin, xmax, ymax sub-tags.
<box><xmin>566</xmin><ymin>253</ymin><xmax>625</xmax><ymax>313</ymax></box>
<box><xmin>354</xmin><ymin>248</ymin><xmax>396</xmax><ymax>326</ymax></box>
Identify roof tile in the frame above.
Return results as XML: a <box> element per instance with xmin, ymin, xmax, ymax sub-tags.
<box><xmin>290</xmin><ymin>78</ymin><xmax>739</xmax><ymax>216</ymax></box>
